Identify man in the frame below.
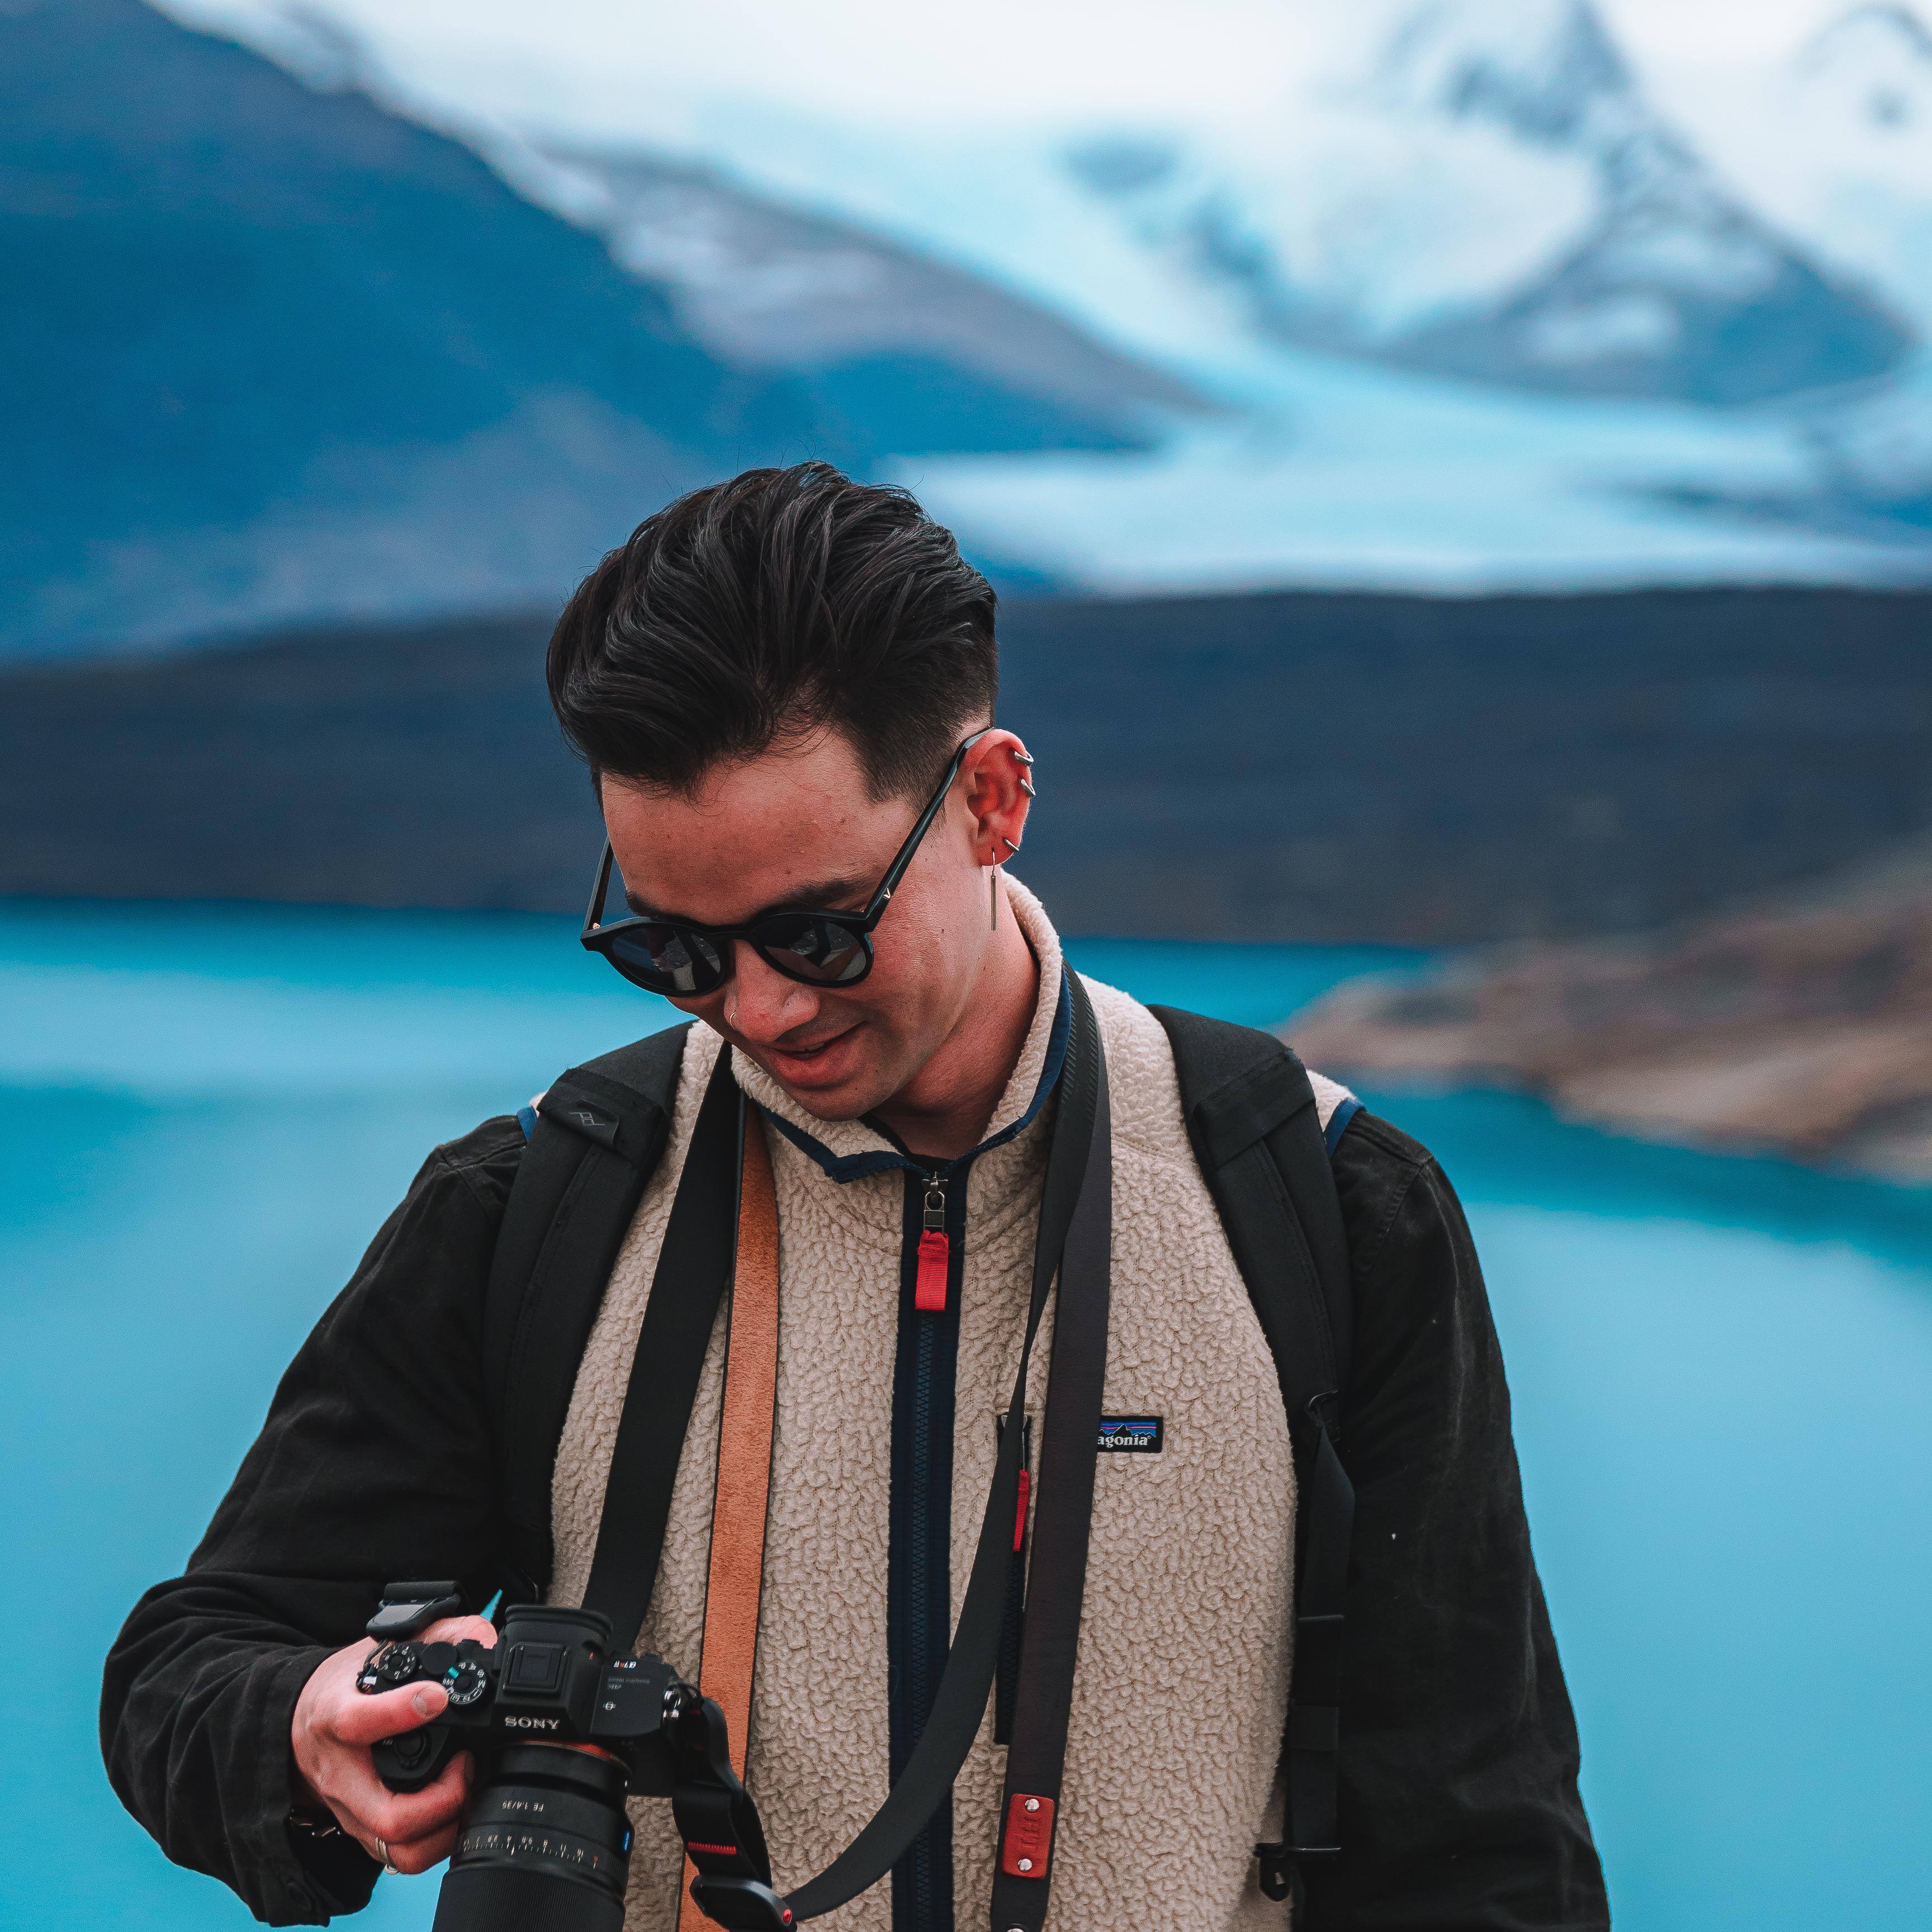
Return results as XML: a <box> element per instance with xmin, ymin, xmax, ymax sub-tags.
<box><xmin>103</xmin><ymin>463</ymin><xmax>1607</xmax><ymax>1930</ymax></box>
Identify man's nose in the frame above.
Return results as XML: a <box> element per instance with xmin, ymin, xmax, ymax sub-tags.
<box><xmin>722</xmin><ymin>940</ymin><xmax>822</xmax><ymax>1043</ymax></box>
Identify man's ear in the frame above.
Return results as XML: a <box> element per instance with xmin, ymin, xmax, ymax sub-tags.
<box><xmin>960</xmin><ymin>728</ymin><xmax>1033</xmax><ymax>865</ymax></box>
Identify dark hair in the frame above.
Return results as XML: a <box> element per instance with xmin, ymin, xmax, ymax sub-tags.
<box><xmin>547</xmin><ymin>462</ymin><xmax>998</xmax><ymax>799</ymax></box>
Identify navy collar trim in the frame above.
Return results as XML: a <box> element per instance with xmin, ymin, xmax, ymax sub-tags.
<box><xmin>757</xmin><ymin>970</ymin><xmax>1073</xmax><ymax>1185</ymax></box>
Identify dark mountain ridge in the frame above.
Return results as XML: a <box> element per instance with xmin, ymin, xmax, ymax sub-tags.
<box><xmin>1</xmin><ymin>0</ymin><xmax>776</xmax><ymax>650</ymax></box>
<box><xmin>4</xmin><ymin>585</ymin><xmax>1928</xmax><ymax>944</ymax></box>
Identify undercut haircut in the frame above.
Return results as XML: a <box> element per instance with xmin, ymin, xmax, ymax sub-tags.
<box><xmin>547</xmin><ymin>462</ymin><xmax>1000</xmax><ymax>801</ymax></box>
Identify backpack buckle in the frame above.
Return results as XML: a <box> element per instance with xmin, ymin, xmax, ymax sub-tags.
<box><xmin>1256</xmin><ymin>1841</ymin><xmax>1298</xmax><ymax>1903</ymax></box>
<box><xmin>687</xmin><ymin>1876</ymin><xmax>794</xmax><ymax>1928</ymax></box>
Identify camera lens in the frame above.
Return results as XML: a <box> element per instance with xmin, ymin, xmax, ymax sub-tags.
<box><xmin>431</xmin><ymin>1744</ymin><xmax>632</xmax><ymax>1932</ymax></box>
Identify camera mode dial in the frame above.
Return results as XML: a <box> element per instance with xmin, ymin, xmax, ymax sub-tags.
<box><xmin>444</xmin><ymin>1659</ymin><xmax>489</xmax><ymax>1707</ymax></box>
<box><xmin>371</xmin><ymin>1642</ymin><xmax>421</xmax><ymax>1687</ymax></box>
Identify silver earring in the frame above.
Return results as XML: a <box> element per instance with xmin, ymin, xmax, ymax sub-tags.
<box><xmin>990</xmin><ymin>863</ymin><xmax>1000</xmax><ymax>931</ymax></box>
<box><xmin>1010</xmin><ymin>750</ymin><xmax>1034</xmax><ymax>764</ymax></box>
<box><xmin>1002</xmin><ymin>834</ymin><xmax>1021</xmax><ymax>854</ymax></box>
<box><xmin>1019</xmin><ymin>777</ymin><xmax>1036</xmax><ymax>797</ymax></box>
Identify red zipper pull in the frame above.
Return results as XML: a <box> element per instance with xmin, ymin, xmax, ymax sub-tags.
<box><xmin>915</xmin><ymin>1229</ymin><xmax>950</xmax><ymax>1312</ymax></box>
<box><xmin>1014</xmin><ymin>1466</ymin><xmax>1030</xmax><ymax>1552</ymax></box>
<box><xmin>915</xmin><ymin>1176</ymin><xmax>950</xmax><ymax>1312</ymax></box>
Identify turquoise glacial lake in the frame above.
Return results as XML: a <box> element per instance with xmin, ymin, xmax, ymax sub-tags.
<box><xmin>4</xmin><ymin>900</ymin><xmax>1931</xmax><ymax>1930</ymax></box>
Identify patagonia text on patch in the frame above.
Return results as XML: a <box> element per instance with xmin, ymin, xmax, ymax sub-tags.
<box><xmin>1096</xmin><ymin>1415</ymin><xmax>1163</xmax><ymax>1453</ymax></box>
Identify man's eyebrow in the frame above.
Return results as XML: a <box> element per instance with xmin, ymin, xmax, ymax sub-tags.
<box><xmin>621</xmin><ymin>875</ymin><xmax>874</xmax><ymax>924</ymax></box>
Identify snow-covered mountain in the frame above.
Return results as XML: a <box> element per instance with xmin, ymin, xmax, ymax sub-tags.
<box><xmin>499</xmin><ymin>139</ymin><xmax>1206</xmax><ymax>452</ymax></box>
<box><xmin>1064</xmin><ymin>0</ymin><xmax>1911</xmax><ymax>404</ymax></box>
<box><xmin>1655</xmin><ymin>4</ymin><xmax>1932</xmax><ymax>335</ymax></box>
<box><xmin>465</xmin><ymin>0</ymin><xmax>1932</xmax><ymax>586</ymax></box>
<box><xmin>18</xmin><ymin>0</ymin><xmax>1932</xmax><ymax>654</ymax></box>
<box><xmin>1801</xmin><ymin>2</ymin><xmax>1932</xmax><ymax>127</ymax></box>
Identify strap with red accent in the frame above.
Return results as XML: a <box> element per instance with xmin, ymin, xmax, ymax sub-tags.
<box><xmin>993</xmin><ymin>1419</ymin><xmax>1032</xmax><ymax>1745</ymax></box>
<box><xmin>990</xmin><ymin>1001</ymin><xmax>1114</xmax><ymax>1928</ymax></box>
<box><xmin>639</xmin><ymin>977</ymin><xmax>1112</xmax><ymax>1929</ymax></box>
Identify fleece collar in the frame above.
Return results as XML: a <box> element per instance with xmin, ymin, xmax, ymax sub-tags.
<box><xmin>730</xmin><ymin>873</ymin><xmax>1069</xmax><ymax>1185</ymax></box>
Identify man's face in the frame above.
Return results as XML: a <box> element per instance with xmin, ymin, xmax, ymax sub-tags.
<box><xmin>599</xmin><ymin>726</ymin><xmax>1024</xmax><ymax>1121</ymax></box>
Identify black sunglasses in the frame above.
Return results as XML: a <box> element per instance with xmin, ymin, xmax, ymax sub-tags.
<box><xmin>581</xmin><ymin>730</ymin><xmax>992</xmax><ymax>998</ymax></box>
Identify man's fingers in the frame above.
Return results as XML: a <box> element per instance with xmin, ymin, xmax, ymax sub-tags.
<box><xmin>381</xmin><ymin>1822</ymin><xmax>460</xmax><ymax>1875</ymax></box>
<box><xmin>330</xmin><ymin>1678</ymin><xmax>449</xmax><ymax>1746</ymax></box>
<box><xmin>323</xmin><ymin>1745</ymin><xmax>471</xmax><ymax>1849</ymax></box>
<box><xmin>358</xmin><ymin>1759</ymin><xmax>472</xmax><ymax>1845</ymax></box>
<box><xmin>376</xmin><ymin>1756</ymin><xmax>473</xmax><ymax>1874</ymax></box>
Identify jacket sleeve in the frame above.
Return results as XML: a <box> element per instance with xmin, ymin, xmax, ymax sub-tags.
<box><xmin>100</xmin><ymin>1117</ymin><xmax>525</xmax><ymax>1926</ymax></box>
<box><xmin>1314</xmin><ymin>1112</ymin><xmax>1608</xmax><ymax>1932</ymax></box>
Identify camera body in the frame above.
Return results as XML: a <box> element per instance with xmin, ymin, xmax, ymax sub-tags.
<box><xmin>358</xmin><ymin>1587</ymin><xmax>699</xmax><ymax>1932</ymax></box>
<box><xmin>357</xmin><ymin>1604</ymin><xmax>685</xmax><ymax>1798</ymax></box>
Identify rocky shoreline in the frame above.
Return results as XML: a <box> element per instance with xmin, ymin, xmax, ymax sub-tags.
<box><xmin>1290</xmin><ymin>839</ymin><xmax>1932</xmax><ymax>1182</ymax></box>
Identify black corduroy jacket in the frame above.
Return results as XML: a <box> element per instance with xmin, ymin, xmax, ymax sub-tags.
<box><xmin>101</xmin><ymin>1103</ymin><xmax>1608</xmax><ymax>1930</ymax></box>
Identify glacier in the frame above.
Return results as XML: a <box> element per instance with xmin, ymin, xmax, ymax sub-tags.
<box><xmin>112</xmin><ymin>0</ymin><xmax>1932</xmax><ymax>600</ymax></box>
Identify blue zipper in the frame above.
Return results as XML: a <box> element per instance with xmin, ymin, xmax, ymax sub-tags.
<box><xmin>891</xmin><ymin>1163</ymin><xmax>961</xmax><ymax>1932</ymax></box>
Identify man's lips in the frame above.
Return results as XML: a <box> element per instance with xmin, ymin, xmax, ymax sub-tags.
<box><xmin>760</xmin><ymin>1020</ymin><xmax>863</xmax><ymax>1082</ymax></box>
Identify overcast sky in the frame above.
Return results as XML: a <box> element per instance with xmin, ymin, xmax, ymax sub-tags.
<box><xmin>155</xmin><ymin>0</ymin><xmax>1871</xmax><ymax>134</ymax></box>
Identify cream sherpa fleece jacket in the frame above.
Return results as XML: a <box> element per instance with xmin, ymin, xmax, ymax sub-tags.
<box><xmin>548</xmin><ymin>879</ymin><xmax>1349</xmax><ymax>1931</ymax></box>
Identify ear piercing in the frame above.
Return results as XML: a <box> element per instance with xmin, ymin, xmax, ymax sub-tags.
<box><xmin>989</xmin><ymin>748</ymin><xmax>1031</xmax><ymax>930</ymax></box>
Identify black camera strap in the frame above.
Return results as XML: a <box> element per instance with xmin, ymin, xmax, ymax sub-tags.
<box><xmin>986</xmin><ymin>992</ymin><xmax>1111</xmax><ymax>1932</ymax></box>
<box><xmin>777</xmin><ymin>977</ymin><xmax>1110</xmax><ymax>1929</ymax></box>
<box><xmin>584</xmin><ymin>977</ymin><xmax>1112</xmax><ymax>1929</ymax></box>
<box><xmin>583</xmin><ymin>1052</ymin><xmax>745</xmax><ymax>1652</ymax></box>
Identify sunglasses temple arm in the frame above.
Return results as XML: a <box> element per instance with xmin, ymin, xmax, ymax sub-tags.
<box><xmin>863</xmin><ymin>730</ymin><xmax>992</xmax><ymax>923</ymax></box>
<box><xmin>583</xmin><ymin>842</ymin><xmax>615</xmax><ymax>941</ymax></box>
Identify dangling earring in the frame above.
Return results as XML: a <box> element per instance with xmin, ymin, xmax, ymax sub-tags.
<box><xmin>989</xmin><ymin>860</ymin><xmax>1000</xmax><ymax>931</ymax></box>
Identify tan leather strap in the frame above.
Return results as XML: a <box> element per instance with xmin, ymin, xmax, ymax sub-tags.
<box><xmin>679</xmin><ymin>1104</ymin><xmax>781</xmax><ymax>1932</ymax></box>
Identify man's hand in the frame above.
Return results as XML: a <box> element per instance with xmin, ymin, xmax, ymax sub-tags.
<box><xmin>290</xmin><ymin>1614</ymin><xmax>497</xmax><ymax>1875</ymax></box>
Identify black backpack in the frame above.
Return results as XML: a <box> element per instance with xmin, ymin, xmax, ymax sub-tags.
<box><xmin>479</xmin><ymin>1007</ymin><xmax>1358</xmax><ymax>1906</ymax></box>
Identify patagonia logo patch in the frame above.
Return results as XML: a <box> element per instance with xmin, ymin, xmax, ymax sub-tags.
<box><xmin>1096</xmin><ymin>1415</ymin><xmax>1163</xmax><ymax>1453</ymax></box>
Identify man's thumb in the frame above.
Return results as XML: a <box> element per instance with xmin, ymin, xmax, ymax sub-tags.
<box><xmin>335</xmin><ymin>1678</ymin><xmax>448</xmax><ymax>1745</ymax></box>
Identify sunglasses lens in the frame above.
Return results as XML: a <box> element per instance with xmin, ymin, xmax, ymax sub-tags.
<box><xmin>605</xmin><ymin>922</ymin><xmax>727</xmax><ymax>996</ymax></box>
<box><xmin>752</xmin><ymin>916</ymin><xmax>871</xmax><ymax>986</ymax></box>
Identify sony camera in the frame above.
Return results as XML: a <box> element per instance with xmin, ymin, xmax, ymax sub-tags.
<box><xmin>357</xmin><ymin>1583</ymin><xmax>709</xmax><ymax>1932</ymax></box>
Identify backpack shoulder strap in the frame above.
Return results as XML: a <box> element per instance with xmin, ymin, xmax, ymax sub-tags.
<box><xmin>485</xmin><ymin>1020</ymin><xmax>695</xmax><ymax>1600</ymax></box>
<box><xmin>1148</xmin><ymin>1004</ymin><xmax>1357</xmax><ymax>1902</ymax></box>
<box><xmin>1148</xmin><ymin>1006</ymin><xmax>1351</xmax><ymax>1424</ymax></box>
